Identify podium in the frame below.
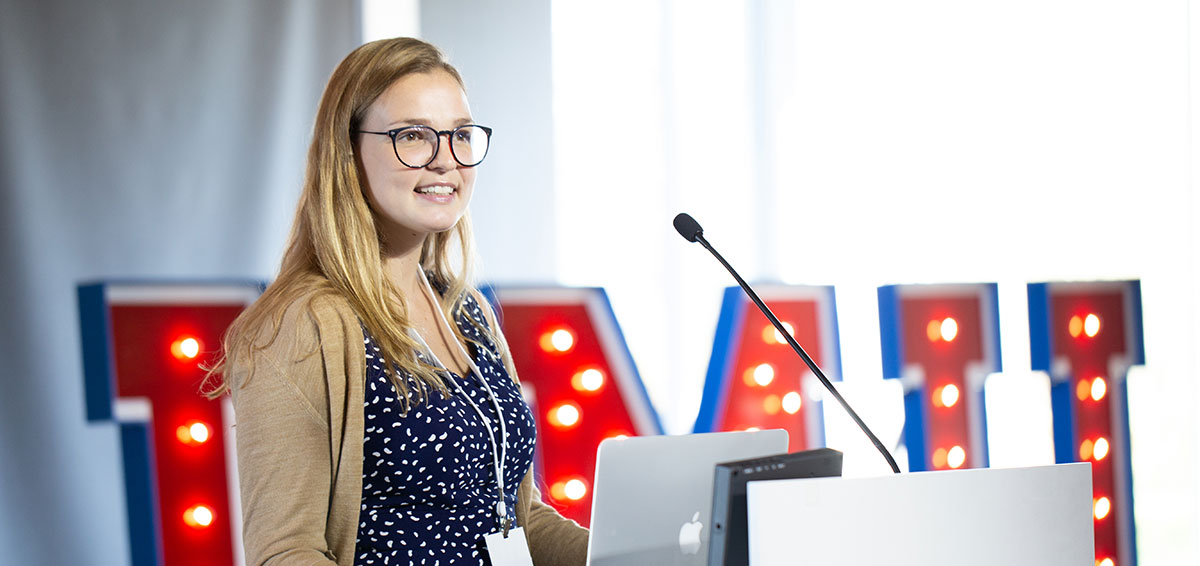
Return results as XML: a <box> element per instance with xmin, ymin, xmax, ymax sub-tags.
<box><xmin>746</xmin><ymin>463</ymin><xmax>1094</xmax><ymax>565</ymax></box>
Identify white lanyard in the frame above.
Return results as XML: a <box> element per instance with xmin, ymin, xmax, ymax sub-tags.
<box><xmin>411</xmin><ymin>273</ymin><xmax>511</xmax><ymax>532</ymax></box>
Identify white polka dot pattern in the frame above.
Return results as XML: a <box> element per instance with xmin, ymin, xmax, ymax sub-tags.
<box><xmin>354</xmin><ymin>293</ymin><xmax>537</xmax><ymax>566</ymax></box>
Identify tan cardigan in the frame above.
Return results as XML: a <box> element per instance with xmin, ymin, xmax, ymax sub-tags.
<box><xmin>229</xmin><ymin>290</ymin><xmax>589</xmax><ymax>565</ymax></box>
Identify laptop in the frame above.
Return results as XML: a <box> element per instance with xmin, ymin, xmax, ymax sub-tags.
<box><xmin>585</xmin><ymin>430</ymin><xmax>789</xmax><ymax>566</ymax></box>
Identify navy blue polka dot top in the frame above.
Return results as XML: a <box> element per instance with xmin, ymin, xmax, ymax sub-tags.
<box><xmin>354</xmin><ymin>292</ymin><xmax>537</xmax><ymax>566</ymax></box>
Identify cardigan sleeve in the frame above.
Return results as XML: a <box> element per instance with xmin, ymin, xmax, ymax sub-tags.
<box><xmin>524</xmin><ymin>481</ymin><xmax>589</xmax><ymax>566</ymax></box>
<box><xmin>229</xmin><ymin>303</ymin><xmax>341</xmax><ymax>566</ymax></box>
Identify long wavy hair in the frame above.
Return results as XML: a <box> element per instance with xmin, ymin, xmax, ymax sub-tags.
<box><xmin>204</xmin><ymin>37</ymin><xmax>515</xmax><ymax>411</ymax></box>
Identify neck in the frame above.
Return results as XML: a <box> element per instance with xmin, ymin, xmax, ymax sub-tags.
<box><xmin>381</xmin><ymin>235</ymin><xmax>427</xmax><ymax>299</ymax></box>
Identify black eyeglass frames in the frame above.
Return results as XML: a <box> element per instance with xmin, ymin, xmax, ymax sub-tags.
<box><xmin>356</xmin><ymin>124</ymin><xmax>492</xmax><ymax>168</ymax></box>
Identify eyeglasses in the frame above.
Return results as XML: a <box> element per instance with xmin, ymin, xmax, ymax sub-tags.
<box><xmin>356</xmin><ymin>124</ymin><xmax>492</xmax><ymax>168</ymax></box>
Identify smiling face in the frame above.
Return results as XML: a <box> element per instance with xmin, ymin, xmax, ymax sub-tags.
<box><xmin>357</xmin><ymin>70</ymin><xmax>477</xmax><ymax>253</ymax></box>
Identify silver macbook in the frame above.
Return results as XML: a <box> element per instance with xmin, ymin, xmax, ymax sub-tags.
<box><xmin>585</xmin><ymin>430</ymin><xmax>789</xmax><ymax>566</ymax></box>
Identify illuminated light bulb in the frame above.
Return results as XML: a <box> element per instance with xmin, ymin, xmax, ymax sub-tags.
<box><xmin>744</xmin><ymin>426</ymin><xmax>761</xmax><ymax>432</ymax></box>
<box><xmin>539</xmin><ymin>328</ymin><xmax>576</xmax><ymax>353</ymax></box>
<box><xmin>548</xmin><ymin>403</ymin><xmax>581</xmax><ymax>429</ymax></box>
<box><xmin>1093</xmin><ymin>437</ymin><xmax>1109</xmax><ymax>461</ymax></box>
<box><xmin>549</xmin><ymin>481</ymin><xmax>568</xmax><ymax>500</ymax></box>
<box><xmin>781</xmin><ymin>391</ymin><xmax>802</xmax><ymax>414</ymax></box>
<box><xmin>1079</xmin><ymin>439</ymin><xmax>1094</xmax><ymax>461</ymax></box>
<box><xmin>1091</xmin><ymin>377</ymin><xmax>1107</xmax><ymax>401</ymax></box>
<box><xmin>931</xmin><ymin>387</ymin><xmax>944</xmax><ymax>408</ymax></box>
<box><xmin>177</xmin><ymin>421</ymin><xmax>211</xmax><ymax>446</ymax></box>
<box><xmin>564</xmin><ymin>479</ymin><xmax>588</xmax><ymax>501</ymax></box>
<box><xmin>604</xmin><ymin>431</ymin><xmax>631</xmax><ymax>442</ymax></box>
<box><xmin>1076</xmin><ymin>379</ymin><xmax>1091</xmax><ymax>401</ymax></box>
<box><xmin>571</xmin><ymin>368</ymin><xmax>605</xmax><ymax>393</ymax></box>
<box><xmin>1094</xmin><ymin>496</ymin><xmax>1111</xmax><ymax>520</ymax></box>
<box><xmin>189</xmin><ymin>422</ymin><xmax>210</xmax><ymax>443</ymax></box>
<box><xmin>183</xmin><ymin>505</ymin><xmax>214</xmax><ymax>528</ymax></box>
<box><xmin>1068</xmin><ymin>315</ymin><xmax>1084</xmax><ymax>338</ymax></box>
<box><xmin>550</xmin><ymin>329</ymin><xmax>575</xmax><ymax>352</ymax></box>
<box><xmin>170</xmin><ymin>336</ymin><xmax>202</xmax><ymax>361</ymax></box>
<box><xmin>926</xmin><ymin>320</ymin><xmax>942</xmax><ymax>342</ymax></box>
<box><xmin>940</xmin><ymin>384</ymin><xmax>960</xmax><ymax>408</ymax></box>
<box><xmin>752</xmin><ymin>364</ymin><xmax>775</xmax><ymax>387</ymax></box>
<box><xmin>762</xmin><ymin>394</ymin><xmax>781</xmax><ymax>415</ymax></box>
<box><xmin>932</xmin><ymin>448</ymin><xmax>948</xmax><ymax>469</ymax></box>
<box><xmin>940</xmin><ymin>317</ymin><xmax>959</xmax><ymax>342</ymax></box>
<box><xmin>769</xmin><ymin>322</ymin><xmax>795</xmax><ymax>345</ymax></box>
<box><xmin>1097</xmin><ymin>558</ymin><xmax>1114</xmax><ymax>566</ymax></box>
<box><xmin>947</xmin><ymin>445</ymin><xmax>966</xmax><ymax>469</ymax></box>
<box><xmin>1084</xmin><ymin>314</ymin><xmax>1101</xmax><ymax>338</ymax></box>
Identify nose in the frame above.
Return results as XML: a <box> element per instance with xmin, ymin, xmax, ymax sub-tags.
<box><xmin>427</xmin><ymin>131</ymin><xmax>457</xmax><ymax>171</ymax></box>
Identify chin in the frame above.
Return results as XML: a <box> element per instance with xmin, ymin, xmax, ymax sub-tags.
<box><xmin>422</xmin><ymin>218</ymin><xmax>463</xmax><ymax>235</ymax></box>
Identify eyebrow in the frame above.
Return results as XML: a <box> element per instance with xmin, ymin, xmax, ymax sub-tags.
<box><xmin>386</xmin><ymin>117</ymin><xmax>475</xmax><ymax>129</ymax></box>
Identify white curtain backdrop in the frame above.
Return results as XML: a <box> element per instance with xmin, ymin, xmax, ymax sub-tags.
<box><xmin>546</xmin><ymin>1</ymin><xmax>1197</xmax><ymax>562</ymax></box>
<box><xmin>0</xmin><ymin>1</ymin><xmax>356</xmax><ymax>563</ymax></box>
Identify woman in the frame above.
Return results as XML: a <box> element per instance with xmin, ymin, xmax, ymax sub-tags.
<box><xmin>205</xmin><ymin>37</ymin><xmax>589</xmax><ymax>566</ymax></box>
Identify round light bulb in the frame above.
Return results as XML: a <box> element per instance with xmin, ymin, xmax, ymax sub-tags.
<box><xmin>781</xmin><ymin>391</ymin><xmax>802</xmax><ymax>414</ymax></box>
<box><xmin>572</xmin><ymin>368</ymin><xmax>605</xmax><ymax>392</ymax></box>
<box><xmin>940</xmin><ymin>384</ymin><xmax>960</xmax><ymax>408</ymax></box>
<box><xmin>551</xmin><ymin>329</ymin><xmax>575</xmax><ymax>352</ymax></box>
<box><xmin>189</xmin><ymin>422</ymin><xmax>210</xmax><ymax>443</ymax></box>
<box><xmin>947</xmin><ymin>445</ymin><xmax>966</xmax><ymax>469</ymax></box>
<box><xmin>940</xmin><ymin>318</ymin><xmax>959</xmax><ymax>342</ymax></box>
<box><xmin>1093</xmin><ymin>437</ymin><xmax>1109</xmax><ymax>461</ymax></box>
<box><xmin>171</xmin><ymin>336</ymin><xmax>202</xmax><ymax>361</ymax></box>
<box><xmin>1091</xmin><ymin>377</ymin><xmax>1107</xmax><ymax>401</ymax></box>
<box><xmin>752</xmin><ymin>364</ymin><xmax>775</xmax><ymax>387</ymax></box>
<box><xmin>1094</xmin><ymin>496</ymin><xmax>1111</xmax><ymax>520</ymax></box>
<box><xmin>773</xmin><ymin>322</ymin><xmax>795</xmax><ymax>344</ymax></box>
<box><xmin>183</xmin><ymin>505</ymin><xmax>214</xmax><ymax>528</ymax></box>
<box><xmin>1084</xmin><ymin>314</ymin><xmax>1101</xmax><ymax>338</ymax></box>
<box><xmin>564</xmin><ymin>479</ymin><xmax>588</xmax><ymax>501</ymax></box>
<box><xmin>550</xmin><ymin>403</ymin><xmax>581</xmax><ymax>428</ymax></box>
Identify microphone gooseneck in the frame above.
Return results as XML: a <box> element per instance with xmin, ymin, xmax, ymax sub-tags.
<box><xmin>673</xmin><ymin>212</ymin><xmax>902</xmax><ymax>474</ymax></box>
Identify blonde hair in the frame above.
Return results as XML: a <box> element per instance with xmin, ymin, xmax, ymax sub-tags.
<box><xmin>204</xmin><ymin>37</ymin><xmax>513</xmax><ymax>411</ymax></box>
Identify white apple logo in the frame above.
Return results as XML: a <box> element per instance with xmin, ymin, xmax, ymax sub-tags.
<box><xmin>678</xmin><ymin>511</ymin><xmax>704</xmax><ymax>555</ymax></box>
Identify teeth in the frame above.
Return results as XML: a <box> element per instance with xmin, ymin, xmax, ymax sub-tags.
<box><xmin>417</xmin><ymin>185</ymin><xmax>454</xmax><ymax>195</ymax></box>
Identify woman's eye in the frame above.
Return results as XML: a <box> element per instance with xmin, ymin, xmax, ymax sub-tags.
<box><xmin>454</xmin><ymin>130</ymin><xmax>472</xmax><ymax>142</ymax></box>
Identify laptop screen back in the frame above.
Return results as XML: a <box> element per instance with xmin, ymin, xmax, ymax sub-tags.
<box><xmin>585</xmin><ymin>430</ymin><xmax>788</xmax><ymax>566</ymax></box>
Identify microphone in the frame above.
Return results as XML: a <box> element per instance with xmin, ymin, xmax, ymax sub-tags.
<box><xmin>672</xmin><ymin>212</ymin><xmax>901</xmax><ymax>474</ymax></box>
<box><xmin>673</xmin><ymin>213</ymin><xmax>703</xmax><ymax>243</ymax></box>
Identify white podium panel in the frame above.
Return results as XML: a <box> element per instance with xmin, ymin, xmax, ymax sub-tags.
<box><xmin>747</xmin><ymin>464</ymin><xmax>1094</xmax><ymax>566</ymax></box>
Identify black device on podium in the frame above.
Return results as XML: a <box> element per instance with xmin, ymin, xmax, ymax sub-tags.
<box><xmin>709</xmin><ymin>448</ymin><xmax>843</xmax><ymax>566</ymax></box>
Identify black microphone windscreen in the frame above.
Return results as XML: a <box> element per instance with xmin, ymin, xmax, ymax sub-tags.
<box><xmin>673</xmin><ymin>213</ymin><xmax>703</xmax><ymax>243</ymax></box>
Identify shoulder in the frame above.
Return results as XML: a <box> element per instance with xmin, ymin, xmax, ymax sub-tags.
<box><xmin>229</xmin><ymin>281</ymin><xmax>364</xmax><ymax>409</ymax></box>
<box><xmin>255</xmin><ymin>285</ymin><xmax>356</xmax><ymax>356</ymax></box>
